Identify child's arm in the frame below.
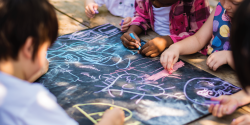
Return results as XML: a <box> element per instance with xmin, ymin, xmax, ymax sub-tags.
<box><xmin>120</xmin><ymin>1</ymin><xmax>151</xmax><ymax>49</ymax></box>
<box><xmin>160</xmin><ymin>8</ymin><xmax>215</xmax><ymax>70</ymax></box>
<box><xmin>168</xmin><ymin>0</ymin><xmax>210</xmax><ymax>43</ymax></box>
<box><xmin>85</xmin><ymin>0</ymin><xmax>98</xmax><ymax>18</ymax></box>
<box><xmin>96</xmin><ymin>108</ymin><xmax>125</xmax><ymax>125</ymax></box>
<box><xmin>206</xmin><ymin>50</ymin><xmax>235</xmax><ymax>71</ymax></box>
<box><xmin>209</xmin><ymin>90</ymin><xmax>250</xmax><ymax>118</ymax></box>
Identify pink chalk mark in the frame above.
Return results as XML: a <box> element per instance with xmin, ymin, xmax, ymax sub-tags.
<box><xmin>146</xmin><ymin>61</ymin><xmax>185</xmax><ymax>81</ymax></box>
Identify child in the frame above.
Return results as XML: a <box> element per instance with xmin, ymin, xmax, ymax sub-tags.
<box><xmin>160</xmin><ymin>0</ymin><xmax>243</xmax><ymax>72</ymax></box>
<box><xmin>0</xmin><ymin>0</ymin><xmax>124</xmax><ymax>125</ymax></box>
<box><xmin>209</xmin><ymin>0</ymin><xmax>250</xmax><ymax>124</ymax></box>
<box><xmin>120</xmin><ymin>0</ymin><xmax>210</xmax><ymax>57</ymax></box>
<box><xmin>84</xmin><ymin>0</ymin><xmax>134</xmax><ymax>32</ymax></box>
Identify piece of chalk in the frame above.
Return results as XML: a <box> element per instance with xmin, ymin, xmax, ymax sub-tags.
<box><xmin>121</xmin><ymin>19</ymin><xmax>124</xmax><ymax>26</ymax></box>
<box><xmin>94</xmin><ymin>10</ymin><xmax>99</xmax><ymax>14</ymax></box>
<box><xmin>204</xmin><ymin>100</ymin><xmax>220</xmax><ymax>104</ymax></box>
<box><xmin>129</xmin><ymin>33</ymin><xmax>141</xmax><ymax>50</ymax></box>
<box><xmin>110</xmin><ymin>107</ymin><xmax>113</xmax><ymax>110</ymax></box>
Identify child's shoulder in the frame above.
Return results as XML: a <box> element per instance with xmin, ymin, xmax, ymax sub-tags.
<box><xmin>0</xmin><ymin>72</ymin><xmax>59</xmax><ymax>124</ymax></box>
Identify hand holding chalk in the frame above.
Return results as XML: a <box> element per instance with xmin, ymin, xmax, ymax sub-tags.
<box><xmin>208</xmin><ymin>96</ymin><xmax>239</xmax><ymax>118</ymax></box>
<box><xmin>120</xmin><ymin>19</ymin><xmax>124</xmax><ymax>26</ymax></box>
<box><xmin>129</xmin><ymin>33</ymin><xmax>141</xmax><ymax>50</ymax></box>
<box><xmin>85</xmin><ymin>2</ymin><xmax>98</xmax><ymax>18</ymax></box>
<box><xmin>120</xmin><ymin>17</ymin><xmax>132</xmax><ymax>32</ymax></box>
<box><xmin>120</xmin><ymin>32</ymin><xmax>141</xmax><ymax>49</ymax></box>
<box><xmin>160</xmin><ymin>45</ymin><xmax>180</xmax><ymax>72</ymax></box>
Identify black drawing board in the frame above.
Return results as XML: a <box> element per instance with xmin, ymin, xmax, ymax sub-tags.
<box><xmin>37</xmin><ymin>24</ymin><xmax>241</xmax><ymax>125</ymax></box>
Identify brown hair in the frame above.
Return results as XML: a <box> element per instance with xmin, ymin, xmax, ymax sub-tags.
<box><xmin>0</xmin><ymin>0</ymin><xmax>58</xmax><ymax>61</ymax></box>
<box><xmin>230</xmin><ymin>0</ymin><xmax>250</xmax><ymax>92</ymax></box>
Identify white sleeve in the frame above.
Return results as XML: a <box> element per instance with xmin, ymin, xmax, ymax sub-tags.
<box><xmin>22</xmin><ymin>90</ymin><xmax>78</xmax><ymax>125</ymax></box>
<box><xmin>94</xmin><ymin>0</ymin><xmax>107</xmax><ymax>7</ymax></box>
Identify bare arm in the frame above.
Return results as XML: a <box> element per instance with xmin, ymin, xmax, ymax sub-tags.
<box><xmin>127</xmin><ymin>25</ymin><xmax>143</xmax><ymax>35</ymax></box>
<box><xmin>173</xmin><ymin>8</ymin><xmax>215</xmax><ymax>55</ymax></box>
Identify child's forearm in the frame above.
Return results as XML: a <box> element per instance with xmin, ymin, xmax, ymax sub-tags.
<box><xmin>171</xmin><ymin>35</ymin><xmax>205</xmax><ymax>55</ymax></box>
<box><xmin>234</xmin><ymin>90</ymin><xmax>250</xmax><ymax>107</ymax></box>
<box><xmin>84</xmin><ymin>0</ymin><xmax>95</xmax><ymax>7</ymax></box>
<box><xmin>126</xmin><ymin>25</ymin><xmax>142</xmax><ymax>35</ymax></box>
<box><xmin>170</xmin><ymin>9</ymin><xmax>216</xmax><ymax>55</ymax></box>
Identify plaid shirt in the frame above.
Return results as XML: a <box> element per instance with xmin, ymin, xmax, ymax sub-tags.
<box><xmin>130</xmin><ymin>0</ymin><xmax>210</xmax><ymax>43</ymax></box>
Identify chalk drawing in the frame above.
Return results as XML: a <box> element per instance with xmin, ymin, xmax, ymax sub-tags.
<box><xmin>184</xmin><ymin>78</ymin><xmax>241</xmax><ymax>105</ymax></box>
<box><xmin>73</xmin><ymin>103</ymin><xmax>132</xmax><ymax>124</ymax></box>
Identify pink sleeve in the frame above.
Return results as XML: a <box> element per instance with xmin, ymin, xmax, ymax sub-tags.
<box><xmin>130</xmin><ymin>0</ymin><xmax>151</xmax><ymax>32</ymax></box>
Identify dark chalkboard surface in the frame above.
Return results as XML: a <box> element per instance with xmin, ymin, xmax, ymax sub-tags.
<box><xmin>37</xmin><ymin>24</ymin><xmax>241</xmax><ymax>125</ymax></box>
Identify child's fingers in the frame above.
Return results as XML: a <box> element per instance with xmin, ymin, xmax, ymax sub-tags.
<box><xmin>212</xmin><ymin>62</ymin><xmax>221</xmax><ymax>71</ymax></box>
<box><xmin>208</xmin><ymin>60</ymin><xmax>216</xmax><ymax>71</ymax></box>
<box><xmin>145</xmin><ymin>50</ymin><xmax>157</xmax><ymax>57</ymax></box>
<box><xmin>140</xmin><ymin>46</ymin><xmax>151</xmax><ymax>55</ymax></box>
<box><xmin>135</xmin><ymin>35</ymin><xmax>141</xmax><ymax>45</ymax></box>
<box><xmin>87</xmin><ymin>5</ymin><xmax>96</xmax><ymax>14</ymax></box>
<box><xmin>212</xmin><ymin>104</ymin><xmax>220</xmax><ymax>117</ymax></box>
<box><xmin>139</xmin><ymin>42</ymin><xmax>149</xmax><ymax>53</ymax></box>
<box><xmin>93</xmin><ymin>4</ymin><xmax>98</xmax><ymax>11</ymax></box>
<box><xmin>160</xmin><ymin>54</ymin><xmax>168</xmax><ymax>69</ymax></box>
<box><xmin>217</xmin><ymin>105</ymin><xmax>225</xmax><ymax>117</ymax></box>
<box><xmin>121</xmin><ymin>23</ymin><xmax>130</xmax><ymax>29</ymax></box>
<box><xmin>206</xmin><ymin>54</ymin><xmax>213</xmax><ymax>65</ymax></box>
<box><xmin>209</xmin><ymin>104</ymin><xmax>215</xmax><ymax>113</ymax></box>
<box><xmin>231</xmin><ymin>115</ymin><xmax>248</xmax><ymax>125</ymax></box>
<box><xmin>150</xmin><ymin>53</ymin><xmax>159</xmax><ymax>58</ymax></box>
<box><xmin>167</xmin><ymin>55</ymin><xmax>174</xmax><ymax>71</ymax></box>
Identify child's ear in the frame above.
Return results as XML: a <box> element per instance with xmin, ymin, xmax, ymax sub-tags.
<box><xmin>21</xmin><ymin>37</ymin><xmax>34</xmax><ymax>60</ymax></box>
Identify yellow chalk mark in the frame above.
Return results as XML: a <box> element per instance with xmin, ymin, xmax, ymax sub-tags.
<box><xmin>73</xmin><ymin>103</ymin><xmax>133</xmax><ymax>124</ymax></box>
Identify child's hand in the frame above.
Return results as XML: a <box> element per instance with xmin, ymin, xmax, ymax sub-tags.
<box><xmin>208</xmin><ymin>95</ymin><xmax>239</xmax><ymax>118</ymax></box>
<box><xmin>139</xmin><ymin>36</ymin><xmax>170</xmax><ymax>58</ymax></box>
<box><xmin>231</xmin><ymin>115</ymin><xmax>250</xmax><ymax>125</ymax></box>
<box><xmin>207</xmin><ymin>50</ymin><xmax>233</xmax><ymax>71</ymax></box>
<box><xmin>97</xmin><ymin>107</ymin><xmax>125</xmax><ymax>125</ymax></box>
<box><xmin>160</xmin><ymin>45</ymin><xmax>180</xmax><ymax>71</ymax></box>
<box><xmin>85</xmin><ymin>2</ymin><xmax>98</xmax><ymax>18</ymax></box>
<box><xmin>120</xmin><ymin>32</ymin><xmax>141</xmax><ymax>49</ymax></box>
<box><xmin>120</xmin><ymin>17</ymin><xmax>132</xmax><ymax>32</ymax></box>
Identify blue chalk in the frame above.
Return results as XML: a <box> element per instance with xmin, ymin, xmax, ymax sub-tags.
<box><xmin>121</xmin><ymin>19</ymin><xmax>124</xmax><ymax>26</ymax></box>
<box><xmin>129</xmin><ymin>33</ymin><xmax>141</xmax><ymax>50</ymax></box>
<box><xmin>129</xmin><ymin>33</ymin><xmax>136</xmax><ymax>39</ymax></box>
<box><xmin>94</xmin><ymin>10</ymin><xmax>99</xmax><ymax>14</ymax></box>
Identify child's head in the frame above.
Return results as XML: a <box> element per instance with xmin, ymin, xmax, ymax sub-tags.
<box><xmin>149</xmin><ymin>0</ymin><xmax>179</xmax><ymax>8</ymax></box>
<box><xmin>220</xmin><ymin>0</ymin><xmax>243</xmax><ymax>17</ymax></box>
<box><xmin>0</xmin><ymin>0</ymin><xmax>58</xmax><ymax>80</ymax></box>
<box><xmin>230</xmin><ymin>0</ymin><xmax>250</xmax><ymax>92</ymax></box>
